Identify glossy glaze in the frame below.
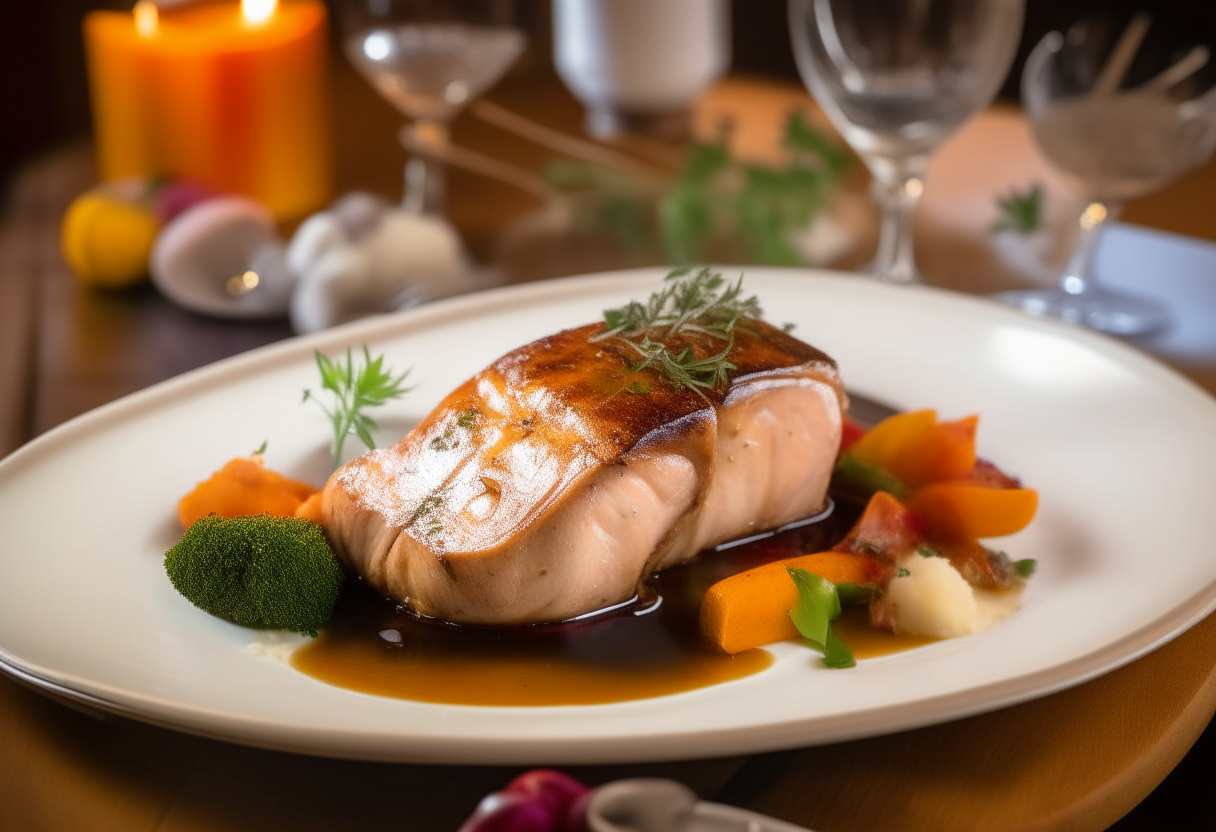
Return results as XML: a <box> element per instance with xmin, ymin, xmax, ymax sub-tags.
<box><xmin>320</xmin><ymin>320</ymin><xmax>846</xmax><ymax>624</ymax></box>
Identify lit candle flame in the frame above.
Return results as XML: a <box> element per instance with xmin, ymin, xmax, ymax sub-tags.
<box><xmin>241</xmin><ymin>0</ymin><xmax>278</xmax><ymax>26</ymax></box>
<box><xmin>133</xmin><ymin>0</ymin><xmax>158</xmax><ymax>37</ymax></box>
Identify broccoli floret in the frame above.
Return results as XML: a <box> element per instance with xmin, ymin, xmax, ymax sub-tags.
<box><xmin>164</xmin><ymin>514</ymin><xmax>344</xmax><ymax>637</ymax></box>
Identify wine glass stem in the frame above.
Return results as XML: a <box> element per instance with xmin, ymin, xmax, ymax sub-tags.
<box><xmin>870</xmin><ymin>167</ymin><xmax>926</xmax><ymax>284</ymax></box>
<box><xmin>402</xmin><ymin>118</ymin><xmax>451</xmax><ymax>216</ymax></box>
<box><xmin>1058</xmin><ymin>200</ymin><xmax>1121</xmax><ymax>296</ymax></box>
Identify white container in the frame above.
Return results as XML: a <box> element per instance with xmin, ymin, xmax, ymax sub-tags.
<box><xmin>553</xmin><ymin>0</ymin><xmax>730</xmax><ymax>139</ymax></box>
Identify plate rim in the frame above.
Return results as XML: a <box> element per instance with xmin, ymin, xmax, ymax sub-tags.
<box><xmin>3</xmin><ymin>265</ymin><xmax>1216</xmax><ymax>764</ymax></box>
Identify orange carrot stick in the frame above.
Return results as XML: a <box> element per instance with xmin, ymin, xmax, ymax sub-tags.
<box><xmin>700</xmin><ymin>551</ymin><xmax>880</xmax><ymax>655</ymax></box>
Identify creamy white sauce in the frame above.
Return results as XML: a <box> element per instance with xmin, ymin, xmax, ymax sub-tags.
<box><xmin>246</xmin><ymin>631</ymin><xmax>310</xmax><ymax>664</ymax></box>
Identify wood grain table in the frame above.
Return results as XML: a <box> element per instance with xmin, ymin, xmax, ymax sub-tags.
<box><xmin>2</xmin><ymin>66</ymin><xmax>1215</xmax><ymax>832</ymax></box>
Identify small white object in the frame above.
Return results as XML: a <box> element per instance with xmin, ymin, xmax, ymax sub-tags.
<box><xmin>553</xmin><ymin>0</ymin><xmax>730</xmax><ymax>137</ymax></box>
<box><xmin>879</xmin><ymin>555</ymin><xmax>1022</xmax><ymax>639</ymax></box>
<box><xmin>288</xmin><ymin>204</ymin><xmax>498</xmax><ymax>334</ymax></box>
<box><xmin>286</xmin><ymin>212</ymin><xmax>347</xmax><ymax>278</ymax></box>
<box><xmin>883</xmin><ymin>556</ymin><xmax>981</xmax><ymax>638</ymax></box>
<box><xmin>290</xmin><ymin>245</ymin><xmax>373</xmax><ymax>334</ymax></box>
<box><xmin>331</xmin><ymin>191</ymin><xmax>391</xmax><ymax>240</ymax></box>
<box><xmin>151</xmin><ymin>196</ymin><xmax>293</xmax><ymax>319</ymax></box>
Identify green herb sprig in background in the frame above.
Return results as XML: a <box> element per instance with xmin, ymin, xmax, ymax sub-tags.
<box><xmin>548</xmin><ymin>112</ymin><xmax>850</xmax><ymax>266</ymax></box>
<box><xmin>993</xmin><ymin>184</ymin><xmax>1044</xmax><ymax>234</ymax></box>
<box><xmin>303</xmin><ymin>347</ymin><xmax>412</xmax><ymax>467</ymax></box>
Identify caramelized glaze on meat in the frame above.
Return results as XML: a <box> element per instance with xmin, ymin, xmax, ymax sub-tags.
<box><xmin>321</xmin><ymin>321</ymin><xmax>846</xmax><ymax>624</ymax></box>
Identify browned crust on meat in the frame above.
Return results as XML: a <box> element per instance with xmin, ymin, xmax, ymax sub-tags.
<box><xmin>323</xmin><ymin>320</ymin><xmax>843</xmax><ymax>586</ymax></box>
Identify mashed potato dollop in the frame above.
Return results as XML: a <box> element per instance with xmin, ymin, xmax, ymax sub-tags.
<box><xmin>881</xmin><ymin>555</ymin><xmax>1022</xmax><ymax>638</ymax></box>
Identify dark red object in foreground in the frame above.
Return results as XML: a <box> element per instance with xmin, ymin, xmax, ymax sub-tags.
<box><xmin>458</xmin><ymin>770</ymin><xmax>591</xmax><ymax>832</ymax></box>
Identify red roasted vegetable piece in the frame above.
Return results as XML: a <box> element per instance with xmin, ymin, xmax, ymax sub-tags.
<box><xmin>833</xmin><ymin>491</ymin><xmax>921</xmax><ymax>561</ymax></box>
<box><xmin>839</xmin><ymin>418</ymin><xmax>867</xmax><ymax>454</ymax></box>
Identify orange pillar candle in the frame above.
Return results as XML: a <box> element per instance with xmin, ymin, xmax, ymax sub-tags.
<box><xmin>83</xmin><ymin>0</ymin><xmax>332</xmax><ymax>221</ymax></box>
<box><xmin>83</xmin><ymin>2</ymin><xmax>161</xmax><ymax>181</ymax></box>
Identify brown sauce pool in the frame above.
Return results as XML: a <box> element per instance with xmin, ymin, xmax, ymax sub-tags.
<box><xmin>292</xmin><ymin>499</ymin><xmax>936</xmax><ymax>706</ymax></box>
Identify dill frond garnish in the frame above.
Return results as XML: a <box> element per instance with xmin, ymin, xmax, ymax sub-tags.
<box><xmin>303</xmin><ymin>346</ymin><xmax>412</xmax><ymax>467</ymax></box>
<box><xmin>596</xmin><ymin>267</ymin><xmax>761</xmax><ymax>399</ymax></box>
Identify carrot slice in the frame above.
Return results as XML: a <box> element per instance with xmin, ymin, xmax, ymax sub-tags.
<box><xmin>906</xmin><ymin>482</ymin><xmax>1039</xmax><ymax>539</ymax></box>
<box><xmin>178</xmin><ymin>456</ymin><xmax>318</xmax><ymax>528</ymax></box>
<box><xmin>700</xmin><ymin>551</ymin><xmax>881</xmax><ymax>655</ymax></box>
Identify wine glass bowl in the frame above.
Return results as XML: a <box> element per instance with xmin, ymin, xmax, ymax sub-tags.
<box><xmin>345</xmin><ymin>23</ymin><xmax>526</xmax><ymax>123</ymax></box>
<box><xmin>339</xmin><ymin>0</ymin><xmax>526</xmax><ymax>215</ymax></box>
<box><xmin>996</xmin><ymin>19</ymin><xmax>1216</xmax><ymax>335</ymax></box>
<box><xmin>789</xmin><ymin>0</ymin><xmax>1025</xmax><ymax>283</ymax></box>
<box><xmin>1025</xmin><ymin>29</ymin><xmax>1216</xmax><ymax>202</ymax></box>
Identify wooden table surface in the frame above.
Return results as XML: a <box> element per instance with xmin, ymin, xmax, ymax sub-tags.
<box><xmin>2</xmin><ymin>65</ymin><xmax>1216</xmax><ymax>832</ymax></box>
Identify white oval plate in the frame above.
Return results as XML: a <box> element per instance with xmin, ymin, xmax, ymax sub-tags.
<box><xmin>2</xmin><ymin>268</ymin><xmax>1215</xmax><ymax>765</ymax></box>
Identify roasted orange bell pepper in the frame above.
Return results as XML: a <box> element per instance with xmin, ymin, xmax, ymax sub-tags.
<box><xmin>905</xmin><ymin>482</ymin><xmax>1038</xmax><ymax>539</ymax></box>
<box><xmin>847</xmin><ymin>409</ymin><xmax>977</xmax><ymax>489</ymax></box>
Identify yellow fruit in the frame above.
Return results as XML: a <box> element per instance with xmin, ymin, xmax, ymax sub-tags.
<box><xmin>60</xmin><ymin>192</ymin><xmax>160</xmax><ymax>288</ymax></box>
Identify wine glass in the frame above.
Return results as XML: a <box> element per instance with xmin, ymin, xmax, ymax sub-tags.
<box><xmin>789</xmin><ymin>0</ymin><xmax>1025</xmax><ymax>283</ymax></box>
<box><xmin>995</xmin><ymin>20</ymin><xmax>1216</xmax><ymax>335</ymax></box>
<box><xmin>339</xmin><ymin>0</ymin><xmax>527</xmax><ymax>216</ymax></box>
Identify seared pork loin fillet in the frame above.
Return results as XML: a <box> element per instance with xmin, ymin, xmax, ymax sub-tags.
<box><xmin>321</xmin><ymin>321</ymin><xmax>846</xmax><ymax>624</ymax></box>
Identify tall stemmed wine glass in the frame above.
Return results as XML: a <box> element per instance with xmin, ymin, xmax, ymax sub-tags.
<box><xmin>339</xmin><ymin>0</ymin><xmax>526</xmax><ymax>215</ymax></box>
<box><xmin>789</xmin><ymin>0</ymin><xmax>1024</xmax><ymax>283</ymax></box>
<box><xmin>995</xmin><ymin>19</ymin><xmax>1216</xmax><ymax>335</ymax></box>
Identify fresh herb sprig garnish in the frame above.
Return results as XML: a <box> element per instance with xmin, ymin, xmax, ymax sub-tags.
<box><xmin>303</xmin><ymin>347</ymin><xmax>412</xmax><ymax>467</ymax></box>
<box><xmin>596</xmin><ymin>266</ymin><xmax>761</xmax><ymax>342</ymax></box>
<box><xmin>595</xmin><ymin>267</ymin><xmax>762</xmax><ymax>400</ymax></box>
<box><xmin>623</xmin><ymin>338</ymin><xmax>737</xmax><ymax>397</ymax></box>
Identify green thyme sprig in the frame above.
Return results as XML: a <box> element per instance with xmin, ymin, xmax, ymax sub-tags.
<box><xmin>595</xmin><ymin>268</ymin><xmax>761</xmax><ymax>400</ymax></box>
<box><xmin>623</xmin><ymin>337</ymin><xmax>738</xmax><ymax>399</ymax></box>
<box><xmin>303</xmin><ymin>346</ymin><xmax>412</xmax><ymax>467</ymax></box>
<box><xmin>595</xmin><ymin>266</ymin><xmax>761</xmax><ymax>343</ymax></box>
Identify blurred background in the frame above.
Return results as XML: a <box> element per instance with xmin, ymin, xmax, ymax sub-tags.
<box><xmin>6</xmin><ymin>0</ymin><xmax>1215</xmax><ymax>200</ymax></box>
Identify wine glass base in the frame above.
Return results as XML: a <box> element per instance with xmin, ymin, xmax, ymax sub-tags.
<box><xmin>993</xmin><ymin>288</ymin><xmax>1171</xmax><ymax>336</ymax></box>
<box><xmin>859</xmin><ymin>258</ymin><xmax>926</xmax><ymax>285</ymax></box>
